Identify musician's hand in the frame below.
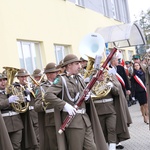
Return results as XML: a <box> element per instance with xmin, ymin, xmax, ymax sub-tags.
<box><xmin>25</xmin><ymin>95</ymin><xmax>31</xmax><ymax>102</ymax></box>
<box><xmin>8</xmin><ymin>95</ymin><xmax>19</xmax><ymax>103</ymax></box>
<box><xmin>106</xmin><ymin>82</ymin><xmax>114</xmax><ymax>88</ymax></box>
<box><xmin>63</xmin><ymin>103</ymin><xmax>77</xmax><ymax>115</ymax></box>
<box><xmin>84</xmin><ymin>77</ymin><xmax>90</xmax><ymax>83</ymax></box>
<box><xmin>85</xmin><ymin>92</ymin><xmax>91</xmax><ymax>101</ymax></box>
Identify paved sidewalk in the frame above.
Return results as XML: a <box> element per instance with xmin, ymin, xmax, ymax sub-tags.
<box><xmin>120</xmin><ymin>103</ymin><xmax>150</xmax><ymax>150</ymax></box>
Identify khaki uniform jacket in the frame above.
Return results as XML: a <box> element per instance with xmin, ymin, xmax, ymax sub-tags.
<box><xmin>93</xmin><ymin>81</ymin><xmax>118</xmax><ymax>115</ymax></box>
<box><xmin>0</xmin><ymin>92</ymin><xmax>23</xmax><ymax>132</ymax></box>
<box><xmin>45</xmin><ymin>74</ymin><xmax>108</xmax><ymax>150</ymax></box>
<box><xmin>35</xmin><ymin>80</ymin><xmax>55</xmax><ymax>126</ymax></box>
<box><xmin>35</xmin><ymin>80</ymin><xmax>57</xmax><ymax>150</ymax></box>
<box><xmin>0</xmin><ymin>112</ymin><xmax>13</xmax><ymax>150</ymax></box>
<box><xmin>45</xmin><ymin>74</ymin><xmax>91</xmax><ymax>128</ymax></box>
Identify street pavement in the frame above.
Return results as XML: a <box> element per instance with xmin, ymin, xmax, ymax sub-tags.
<box><xmin>120</xmin><ymin>103</ymin><xmax>150</xmax><ymax>150</ymax></box>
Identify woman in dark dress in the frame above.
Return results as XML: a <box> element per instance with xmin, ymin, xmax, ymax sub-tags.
<box><xmin>131</xmin><ymin>62</ymin><xmax>149</xmax><ymax>124</ymax></box>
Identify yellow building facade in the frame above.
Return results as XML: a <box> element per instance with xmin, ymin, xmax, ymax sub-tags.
<box><xmin>0</xmin><ymin>0</ymin><xmax>133</xmax><ymax>73</ymax></box>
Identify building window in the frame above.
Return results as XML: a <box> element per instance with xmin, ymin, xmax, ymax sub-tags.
<box><xmin>102</xmin><ymin>0</ymin><xmax>109</xmax><ymax>17</ymax></box>
<box><xmin>128</xmin><ymin>50</ymin><xmax>133</xmax><ymax>61</ymax></box>
<box><xmin>54</xmin><ymin>45</ymin><xmax>70</xmax><ymax>64</ymax></box>
<box><xmin>111</xmin><ymin>0</ymin><xmax>117</xmax><ymax>19</ymax></box>
<box><xmin>75</xmin><ymin>0</ymin><xmax>84</xmax><ymax>7</ymax></box>
<box><xmin>17</xmin><ymin>41</ymin><xmax>43</xmax><ymax>74</ymax></box>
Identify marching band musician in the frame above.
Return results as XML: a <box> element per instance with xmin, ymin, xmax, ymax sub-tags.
<box><xmin>32</xmin><ymin>69</ymin><xmax>45</xmax><ymax>84</ymax></box>
<box><xmin>79</xmin><ymin>57</ymin><xmax>88</xmax><ymax>77</ymax></box>
<box><xmin>34</xmin><ymin>63</ymin><xmax>60</xmax><ymax>150</ymax></box>
<box><xmin>44</xmin><ymin>54</ymin><xmax>108</xmax><ymax>150</ymax></box>
<box><xmin>92</xmin><ymin>70</ymin><xmax>117</xmax><ymax>150</ymax></box>
<box><xmin>91</xmin><ymin>69</ymin><xmax>131</xmax><ymax>150</ymax></box>
<box><xmin>15</xmin><ymin>69</ymin><xmax>39</xmax><ymax>150</ymax></box>
<box><xmin>0</xmin><ymin>72</ymin><xmax>24</xmax><ymax>150</ymax></box>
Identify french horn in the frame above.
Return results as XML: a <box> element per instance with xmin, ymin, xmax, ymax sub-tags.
<box><xmin>3</xmin><ymin>67</ymin><xmax>29</xmax><ymax>113</ymax></box>
<box><xmin>91</xmin><ymin>70</ymin><xmax>112</xmax><ymax>100</ymax></box>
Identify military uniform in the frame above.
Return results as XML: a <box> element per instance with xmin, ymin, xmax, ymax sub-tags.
<box><xmin>34</xmin><ymin>62</ymin><xmax>60</xmax><ymax>150</ymax></box>
<box><xmin>92</xmin><ymin>80</ymin><xmax>118</xmax><ymax>143</ymax></box>
<box><xmin>0</xmin><ymin>73</ymin><xmax>23</xmax><ymax>150</ymax></box>
<box><xmin>15</xmin><ymin>69</ymin><xmax>39</xmax><ymax>150</ymax></box>
<box><xmin>45</xmin><ymin>54</ymin><xmax>97</xmax><ymax>150</ymax></box>
<box><xmin>0</xmin><ymin>111</ymin><xmax>13</xmax><ymax>150</ymax></box>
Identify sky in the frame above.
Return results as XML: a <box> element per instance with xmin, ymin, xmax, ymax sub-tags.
<box><xmin>128</xmin><ymin>0</ymin><xmax>150</xmax><ymax>22</ymax></box>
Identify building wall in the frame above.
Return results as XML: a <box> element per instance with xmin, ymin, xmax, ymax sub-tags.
<box><xmin>68</xmin><ymin>0</ymin><xmax>130</xmax><ymax>23</ymax></box>
<box><xmin>0</xmin><ymin>0</ymin><xmax>132</xmax><ymax>72</ymax></box>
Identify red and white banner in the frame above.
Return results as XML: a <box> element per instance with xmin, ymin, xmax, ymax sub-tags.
<box><xmin>133</xmin><ymin>75</ymin><xmax>147</xmax><ymax>92</ymax></box>
<box><xmin>116</xmin><ymin>73</ymin><xmax>125</xmax><ymax>88</ymax></box>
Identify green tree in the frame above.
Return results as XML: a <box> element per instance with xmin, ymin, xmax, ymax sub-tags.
<box><xmin>134</xmin><ymin>9</ymin><xmax>150</xmax><ymax>55</ymax></box>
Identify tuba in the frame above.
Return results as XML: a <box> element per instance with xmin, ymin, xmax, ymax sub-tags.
<box><xmin>79</xmin><ymin>33</ymin><xmax>105</xmax><ymax>78</ymax></box>
<box><xmin>79</xmin><ymin>33</ymin><xmax>112</xmax><ymax>99</ymax></box>
<box><xmin>3</xmin><ymin>67</ymin><xmax>29</xmax><ymax>113</ymax></box>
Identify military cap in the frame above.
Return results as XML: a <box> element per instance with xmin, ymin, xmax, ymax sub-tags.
<box><xmin>80</xmin><ymin>57</ymin><xmax>88</xmax><ymax>62</ymax></box>
<box><xmin>125</xmin><ymin>61</ymin><xmax>130</xmax><ymax>65</ymax></box>
<box><xmin>32</xmin><ymin>69</ymin><xmax>43</xmax><ymax>77</ymax></box>
<box><xmin>62</xmin><ymin>54</ymin><xmax>81</xmax><ymax>67</ymax></box>
<box><xmin>44</xmin><ymin>62</ymin><xmax>60</xmax><ymax>73</ymax></box>
<box><xmin>16</xmin><ymin>68</ymin><xmax>30</xmax><ymax>77</ymax></box>
<box><xmin>0</xmin><ymin>73</ymin><xmax>7</xmax><ymax>79</ymax></box>
<box><xmin>132</xmin><ymin>55</ymin><xmax>140</xmax><ymax>59</ymax></box>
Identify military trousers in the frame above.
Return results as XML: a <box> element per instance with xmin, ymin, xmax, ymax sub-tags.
<box><xmin>45</xmin><ymin>126</ymin><xmax>58</xmax><ymax>150</ymax></box>
<box><xmin>99</xmin><ymin>113</ymin><xmax>117</xmax><ymax>143</ymax></box>
<box><xmin>9</xmin><ymin>130</ymin><xmax>22</xmax><ymax>150</ymax></box>
<box><xmin>65</xmin><ymin>125</ymin><xmax>97</xmax><ymax>150</ymax></box>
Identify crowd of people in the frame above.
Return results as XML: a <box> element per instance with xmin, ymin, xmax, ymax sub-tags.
<box><xmin>0</xmin><ymin>51</ymin><xmax>150</xmax><ymax>150</ymax></box>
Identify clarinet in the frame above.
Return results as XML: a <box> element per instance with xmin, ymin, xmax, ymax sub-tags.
<box><xmin>58</xmin><ymin>47</ymin><xmax>117</xmax><ymax>134</ymax></box>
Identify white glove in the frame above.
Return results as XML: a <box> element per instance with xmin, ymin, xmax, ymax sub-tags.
<box><xmin>8</xmin><ymin>95</ymin><xmax>19</xmax><ymax>103</ymax></box>
<box><xmin>25</xmin><ymin>95</ymin><xmax>31</xmax><ymax>102</ymax></box>
<box><xmin>84</xmin><ymin>77</ymin><xmax>90</xmax><ymax>83</ymax></box>
<box><xmin>132</xmin><ymin>97</ymin><xmax>135</xmax><ymax>101</ymax></box>
<box><xmin>85</xmin><ymin>92</ymin><xmax>91</xmax><ymax>101</ymax></box>
<box><xmin>106</xmin><ymin>82</ymin><xmax>114</xmax><ymax>88</ymax></box>
<box><xmin>63</xmin><ymin>103</ymin><xmax>77</xmax><ymax>116</ymax></box>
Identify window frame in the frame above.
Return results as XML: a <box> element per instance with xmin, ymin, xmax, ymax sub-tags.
<box><xmin>17</xmin><ymin>40</ymin><xmax>43</xmax><ymax>73</ymax></box>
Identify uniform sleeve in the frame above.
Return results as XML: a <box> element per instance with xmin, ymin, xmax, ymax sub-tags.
<box><xmin>0</xmin><ymin>95</ymin><xmax>10</xmax><ymax>110</ymax></box>
<box><xmin>44</xmin><ymin>76</ymin><xmax>66</xmax><ymax>111</ymax></box>
<box><xmin>34</xmin><ymin>86</ymin><xmax>44</xmax><ymax>112</ymax></box>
